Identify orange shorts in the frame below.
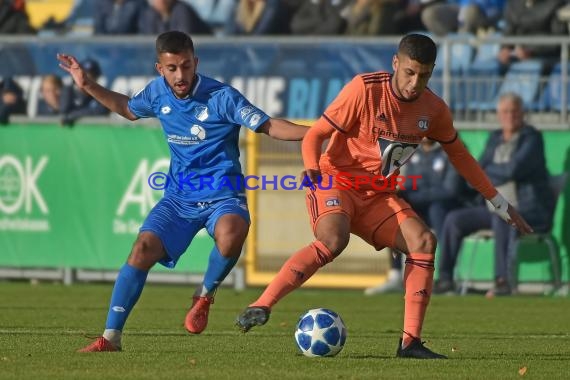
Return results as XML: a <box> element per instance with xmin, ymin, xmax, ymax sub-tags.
<box><xmin>305</xmin><ymin>178</ymin><xmax>417</xmax><ymax>250</ymax></box>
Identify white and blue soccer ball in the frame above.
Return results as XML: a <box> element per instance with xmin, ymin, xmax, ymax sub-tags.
<box><xmin>294</xmin><ymin>308</ymin><xmax>347</xmax><ymax>357</ymax></box>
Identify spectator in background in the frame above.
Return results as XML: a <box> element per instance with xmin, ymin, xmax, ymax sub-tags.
<box><xmin>0</xmin><ymin>0</ymin><xmax>35</xmax><ymax>34</ymax></box>
<box><xmin>345</xmin><ymin>0</ymin><xmax>406</xmax><ymax>36</ymax></box>
<box><xmin>393</xmin><ymin>0</ymin><xmax>426</xmax><ymax>34</ymax></box>
<box><xmin>0</xmin><ymin>76</ymin><xmax>26</xmax><ymax>125</ymax></box>
<box><xmin>60</xmin><ymin>58</ymin><xmax>109</xmax><ymax>127</ymax></box>
<box><xmin>37</xmin><ymin>74</ymin><xmax>63</xmax><ymax>116</ymax></box>
<box><xmin>290</xmin><ymin>0</ymin><xmax>352</xmax><ymax>35</ymax></box>
<box><xmin>434</xmin><ymin>93</ymin><xmax>554</xmax><ymax>296</ymax></box>
<box><xmin>497</xmin><ymin>0</ymin><xmax>568</xmax><ymax>73</ymax></box>
<box><xmin>421</xmin><ymin>0</ymin><xmax>505</xmax><ymax>36</ymax></box>
<box><xmin>365</xmin><ymin>138</ymin><xmax>473</xmax><ymax>295</ymax></box>
<box><xmin>183</xmin><ymin>0</ymin><xmax>235</xmax><ymax>34</ymax></box>
<box><xmin>225</xmin><ymin>0</ymin><xmax>293</xmax><ymax>35</ymax></box>
<box><xmin>138</xmin><ymin>0</ymin><xmax>212</xmax><ymax>35</ymax></box>
<box><xmin>94</xmin><ymin>0</ymin><xmax>147</xmax><ymax>35</ymax></box>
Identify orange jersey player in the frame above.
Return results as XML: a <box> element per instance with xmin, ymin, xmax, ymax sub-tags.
<box><xmin>236</xmin><ymin>33</ymin><xmax>532</xmax><ymax>359</ymax></box>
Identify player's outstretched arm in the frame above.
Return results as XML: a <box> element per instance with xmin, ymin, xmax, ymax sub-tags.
<box><xmin>258</xmin><ymin>118</ymin><xmax>308</xmax><ymax>141</ymax></box>
<box><xmin>301</xmin><ymin>118</ymin><xmax>335</xmax><ymax>184</ymax></box>
<box><xmin>488</xmin><ymin>193</ymin><xmax>533</xmax><ymax>234</ymax></box>
<box><xmin>441</xmin><ymin>137</ymin><xmax>533</xmax><ymax>235</ymax></box>
<box><xmin>57</xmin><ymin>53</ymin><xmax>137</xmax><ymax>121</ymax></box>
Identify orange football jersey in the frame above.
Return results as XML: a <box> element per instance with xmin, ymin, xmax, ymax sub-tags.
<box><xmin>304</xmin><ymin>72</ymin><xmax>496</xmax><ymax>199</ymax></box>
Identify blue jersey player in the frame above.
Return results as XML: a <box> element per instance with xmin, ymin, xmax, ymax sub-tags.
<box><xmin>57</xmin><ymin>31</ymin><xmax>307</xmax><ymax>352</ymax></box>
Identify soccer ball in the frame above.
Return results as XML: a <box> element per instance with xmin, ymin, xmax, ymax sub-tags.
<box><xmin>294</xmin><ymin>308</ymin><xmax>347</xmax><ymax>357</ymax></box>
<box><xmin>190</xmin><ymin>125</ymin><xmax>206</xmax><ymax>140</ymax></box>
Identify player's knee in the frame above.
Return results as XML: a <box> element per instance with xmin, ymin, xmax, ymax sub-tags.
<box><xmin>318</xmin><ymin>234</ymin><xmax>349</xmax><ymax>257</ymax></box>
<box><xmin>215</xmin><ymin>227</ymin><xmax>249</xmax><ymax>258</ymax></box>
<box><xmin>411</xmin><ymin>230</ymin><xmax>437</xmax><ymax>254</ymax></box>
<box><xmin>129</xmin><ymin>234</ymin><xmax>163</xmax><ymax>269</ymax></box>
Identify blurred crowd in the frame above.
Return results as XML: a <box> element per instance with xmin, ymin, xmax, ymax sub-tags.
<box><xmin>1</xmin><ymin>0</ymin><xmax>570</xmax><ymax>125</ymax></box>
<box><xmin>0</xmin><ymin>0</ymin><xmax>567</xmax><ymax>39</ymax></box>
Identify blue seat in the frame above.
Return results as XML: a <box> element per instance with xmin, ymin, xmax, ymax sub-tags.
<box><xmin>472</xmin><ymin>32</ymin><xmax>502</xmax><ymax>64</ymax></box>
<box><xmin>542</xmin><ymin>63</ymin><xmax>570</xmax><ymax>112</ymax></box>
<box><xmin>459</xmin><ymin>173</ymin><xmax>568</xmax><ymax>295</ymax></box>
<box><xmin>432</xmin><ymin>33</ymin><xmax>475</xmax><ymax>110</ymax></box>
<box><xmin>463</xmin><ymin>59</ymin><xmax>502</xmax><ymax>112</ymax></box>
<box><xmin>478</xmin><ymin>60</ymin><xmax>544</xmax><ymax>111</ymax></box>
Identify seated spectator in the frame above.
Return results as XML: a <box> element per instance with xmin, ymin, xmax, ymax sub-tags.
<box><xmin>393</xmin><ymin>0</ymin><xmax>426</xmax><ymax>34</ymax></box>
<box><xmin>345</xmin><ymin>0</ymin><xmax>406</xmax><ymax>36</ymax></box>
<box><xmin>60</xmin><ymin>58</ymin><xmax>109</xmax><ymax>127</ymax></box>
<box><xmin>0</xmin><ymin>76</ymin><xmax>26</xmax><ymax>125</ymax></box>
<box><xmin>290</xmin><ymin>0</ymin><xmax>352</xmax><ymax>35</ymax></box>
<box><xmin>364</xmin><ymin>138</ymin><xmax>473</xmax><ymax>294</ymax></box>
<box><xmin>183</xmin><ymin>0</ymin><xmax>235</xmax><ymax>34</ymax></box>
<box><xmin>497</xmin><ymin>0</ymin><xmax>568</xmax><ymax>73</ymax></box>
<box><xmin>0</xmin><ymin>0</ymin><xmax>36</xmax><ymax>34</ymax></box>
<box><xmin>138</xmin><ymin>0</ymin><xmax>212</xmax><ymax>35</ymax></box>
<box><xmin>434</xmin><ymin>93</ymin><xmax>555</xmax><ymax>296</ymax></box>
<box><xmin>421</xmin><ymin>0</ymin><xmax>505</xmax><ymax>36</ymax></box>
<box><xmin>94</xmin><ymin>0</ymin><xmax>146</xmax><ymax>35</ymax></box>
<box><xmin>225</xmin><ymin>0</ymin><xmax>293</xmax><ymax>35</ymax></box>
<box><xmin>37</xmin><ymin>74</ymin><xmax>63</xmax><ymax>116</ymax></box>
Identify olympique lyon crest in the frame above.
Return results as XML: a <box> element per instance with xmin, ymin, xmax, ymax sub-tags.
<box><xmin>417</xmin><ymin>117</ymin><xmax>429</xmax><ymax>131</ymax></box>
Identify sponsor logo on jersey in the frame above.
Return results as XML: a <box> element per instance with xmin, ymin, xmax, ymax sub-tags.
<box><xmin>249</xmin><ymin>113</ymin><xmax>262</xmax><ymax>127</ymax></box>
<box><xmin>161</xmin><ymin>105</ymin><xmax>171</xmax><ymax>114</ymax></box>
<box><xmin>239</xmin><ymin>105</ymin><xmax>255</xmax><ymax>119</ymax></box>
<box><xmin>190</xmin><ymin>125</ymin><xmax>206</xmax><ymax>140</ymax></box>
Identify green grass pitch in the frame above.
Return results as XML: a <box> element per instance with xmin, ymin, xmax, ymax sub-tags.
<box><xmin>0</xmin><ymin>282</ymin><xmax>569</xmax><ymax>379</ymax></box>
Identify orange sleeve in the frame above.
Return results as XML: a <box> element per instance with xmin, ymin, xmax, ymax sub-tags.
<box><xmin>426</xmin><ymin>104</ymin><xmax>458</xmax><ymax>144</ymax></box>
<box><xmin>321</xmin><ymin>75</ymin><xmax>365</xmax><ymax>134</ymax></box>
<box><xmin>302</xmin><ymin>117</ymin><xmax>335</xmax><ymax>170</ymax></box>
<box><xmin>301</xmin><ymin>75</ymin><xmax>365</xmax><ymax>170</ymax></box>
<box><xmin>440</xmin><ymin>137</ymin><xmax>497</xmax><ymax>200</ymax></box>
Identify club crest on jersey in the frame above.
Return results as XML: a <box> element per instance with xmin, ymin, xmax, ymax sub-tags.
<box><xmin>195</xmin><ymin>106</ymin><xmax>209</xmax><ymax>121</ymax></box>
<box><xmin>417</xmin><ymin>117</ymin><xmax>429</xmax><ymax>131</ymax></box>
<box><xmin>325</xmin><ymin>197</ymin><xmax>340</xmax><ymax>207</ymax></box>
<box><xmin>161</xmin><ymin>105</ymin><xmax>171</xmax><ymax>114</ymax></box>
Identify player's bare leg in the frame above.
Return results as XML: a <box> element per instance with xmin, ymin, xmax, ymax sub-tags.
<box><xmin>237</xmin><ymin>213</ymin><xmax>349</xmax><ymax>332</ymax></box>
<box><xmin>186</xmin><ymin>214</ymin><xmax>249</xmax><ymax>334</ymax></box>
<box><xmin>387</xmin><ymin>216</ymin><xmax>446</xmax><ymax>359</ymax></box>
<box><xmin>78</xmin><ymin>232</ymin><xmax>166</xmax><ymax>352</ymax></box>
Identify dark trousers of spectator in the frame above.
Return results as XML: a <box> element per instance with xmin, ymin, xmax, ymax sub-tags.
<box><xmin>392</xmin><ymin>199</ymin><xmax>461</xmax><ymax>271</ymax></box>
<box><xmin>437</xmin><ymin>206</ymin><xmax>515</xmax><ymax>283</ymax></box>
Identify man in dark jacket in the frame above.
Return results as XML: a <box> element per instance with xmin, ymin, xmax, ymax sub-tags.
<box><xmin>0</xmin><ymin>0</ymin><xmax>35</xmax><ymax>34</ymax></box>
<box><xmin>434</xmin><ymin>92</ymin><xmax>554</xmax><ymax>296</ymax></box>
<box><xmin>138</xmin><ymin>0</ymin><xmax>212</xmax><ymax>35</ymax></box>
<box><xmin>0</xmin><ymin>76</ymin><xmax>26</xmax><ymax>125</ymax></box>
<box><xmin>94</xmin><ymin>0</ymin><xmax>146</xmax><ymax>35</ymax></box>
<box><xmin>498</xmin><ymin>0</ymin><xmax>568</xmax><ymax>73</ymax></box>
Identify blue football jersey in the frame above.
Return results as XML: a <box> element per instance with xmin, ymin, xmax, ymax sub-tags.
<box><xmin>128</xmin><ymin>74</ymin><xmax>269</xmax><ymax>208</ymax></box>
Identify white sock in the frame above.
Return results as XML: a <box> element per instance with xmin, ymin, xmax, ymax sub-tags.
<box><xmin>194</xmin><ymin>284</ymin><xmax>215</xmax><ymax>298</ymax></box>
<box><xmin>103</xmin><ymin>329</ymin><xmax>122</xmax><ymax>349</ymax></box>
<box><xmin>387</xmin><ymin>269</ymin><xmax>402</xmax><ymax>281</ymax></box>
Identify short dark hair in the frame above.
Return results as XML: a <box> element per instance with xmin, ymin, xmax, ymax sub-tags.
<box><xmin>397</xmin><ymin>34</ymin><xmax>437</xmax><ymax>65</ymax></box>
<box><xmin>155</xmin><ymin>31</ymin><xmax>195</xmax><ymax>58</ymax></box>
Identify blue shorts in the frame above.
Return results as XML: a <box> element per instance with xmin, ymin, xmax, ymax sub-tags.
<box><xmin>140</xmin><ymin>196</ymin><xmax>250</xmax><ymax>268</ymax></box>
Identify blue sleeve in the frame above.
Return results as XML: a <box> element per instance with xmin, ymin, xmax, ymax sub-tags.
<box><xmin>221</xmin><ymin>87</ymin><xmax>269</xmax><ymax>132</ymax></box>
<box><xmin>128</xmin><ymin>81</ymin><xmax>156</xmax><ymax>118</ymax></box>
